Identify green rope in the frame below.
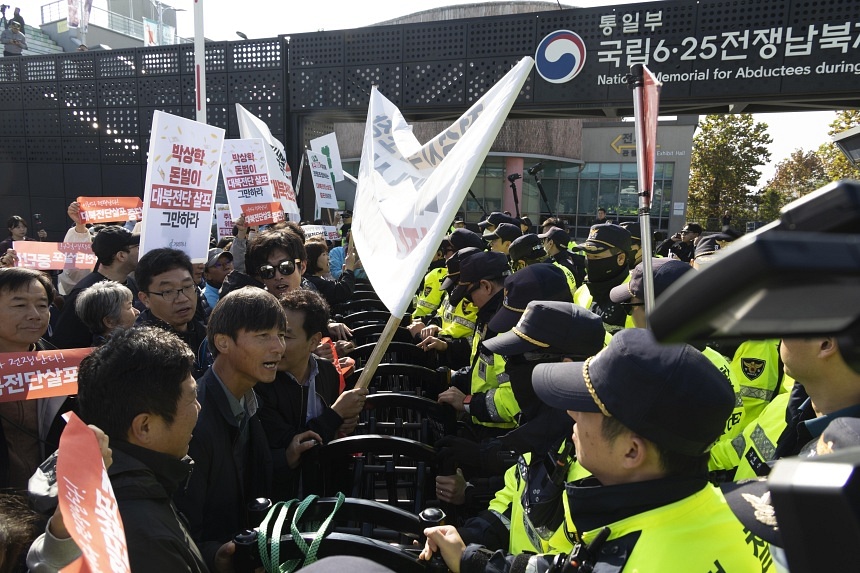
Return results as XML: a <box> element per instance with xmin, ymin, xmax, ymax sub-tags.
<box><xmin>290</xmin><ymin>493</ymin><xmax>345</xmax><ymax>568</ymax></box>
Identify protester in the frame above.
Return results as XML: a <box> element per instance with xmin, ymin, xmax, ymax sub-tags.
<box><xmin>201</xmin><ymin>247</ymin><xmax>233</xmax><ymax>309</ymax></box>
<box><xmin>303</xmin><ymin>240</ymin><xmax>356</xmax><ymax>307</ymax></box>
<box><xmin>0</xmin><ymin>215</ymin><xmax>44</xmax><ymax>254</ymax></box>
<box><xmin>56</xmin><ymin>202</ymin><xmax>93</xmax><ymax>296</ymax></box>
<box><xmin>174</xmin><ymin>287</ymin><xmax>287</xmax><ymax>571</ymax></box>
<box><xmin>74</xmin><ymin>280</ymin><xmax>139</xmax><ymax>345</ymax></box>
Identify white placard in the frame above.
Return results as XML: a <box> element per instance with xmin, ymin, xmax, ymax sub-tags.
<box><xmin>215</xmin><ymin>204</ymin><xmax>234</xmax><ymax>241</ymax></box>
<box><xmin>309</xmin><ymin>132</ymin><xmax>344</xmax><ymax>183</ymax></box>
<box><xmin>220</xmin><ymin>138</ymin><xmax>277</xmax><ymax>220</ymax></box>
<box><xmin>307</xmin><ymin>150</ymin><xmax>339</xmax><ymax>210</ymax></box>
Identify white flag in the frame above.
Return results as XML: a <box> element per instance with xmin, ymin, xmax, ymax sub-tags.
<box><xmin>235</xmin><ymin>104</ymin><xmax>299</xmax><ymax>216</ymax></box>
<box><xmin>353</xmin><ymin>57</ymin><xmax>534</xmax><ymax>317</ymax></box>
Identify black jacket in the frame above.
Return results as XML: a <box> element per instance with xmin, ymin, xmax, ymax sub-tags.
<box><xmin>304</xmin><ymin>270</ymin><xmax>355</xmax><ymax>307</ymax></box>
<box><xmin>135</xmin><ymin>309</ymin><xmax>210</xmax><ymax>379</ymax></box>
<box><xmin>173</xmin><ymin>368</ymin><xmax>272</xmax><ymax>570</ymax></box>
<box><xmin>109</xmin><ymin>441</ymin><xmax>208</xmax><ymax>573</ymax></box>
<box><xmin>255</xmin><ymin>357</ymin><xmax>342</xmax><ymax>500</ymax></box>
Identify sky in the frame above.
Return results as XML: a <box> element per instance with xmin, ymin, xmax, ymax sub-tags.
<box><xmin>167</xmin><ymin>0</ymin><xmax>839</xmax><ymax>187</ymax></box>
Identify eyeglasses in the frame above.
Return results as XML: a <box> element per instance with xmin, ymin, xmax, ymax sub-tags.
<box><xmin>146</xmin><ymin>284</ymin><xmax>196</xmax><ymax>303</ymax></box>
<box><xmin>258</xmin><ymin>259</ymin><xmax>301</xmax><ymax>280</ymax></box>
<box><xmin>620</xmin><ymin>301</ymin><xmax>645</xmax><ymax>315</ymax></box>
<box><xmin>464</xmin><ymin>281</ymin><xmax>482</xmax><ymax>304</ymax></box>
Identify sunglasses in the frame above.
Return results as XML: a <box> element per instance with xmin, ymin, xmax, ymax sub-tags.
<box><xmin>258</xmin><ymin>259</ymin><xmax>301</xmax><ymax>280</ymax></box>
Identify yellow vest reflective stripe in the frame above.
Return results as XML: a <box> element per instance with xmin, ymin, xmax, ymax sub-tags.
<box><xmin>702</xmin><ymin>347</ymin><xmax>746</xmax><ymax>441</ymax></box>
<box><xmin>412</xmin><ymin>267</ymin><xmax>447</xmax><ymax>319</ymax></box>
<box><xmin>470</xmin><ymin>327</ymin><xmax>514</xmax><ymax>429</ymax></box>
<box><xmin>710</xmin><ymin>392</ymin><xmax>790</xmax><ymax>477</ymax></box>
<box><xmin>730</xmin><ymin>339</ymin><xmax>782</xmax><ymax>425</ymax></box>
<box><xmin>551</xmin><ymin>261</ymin><xmax>578</xmax><ymax>300</ymax></box>
<box><xmin>439</xmin><ymin>295</ymin><xmax>478</xmax><ymax>339</ymax></box>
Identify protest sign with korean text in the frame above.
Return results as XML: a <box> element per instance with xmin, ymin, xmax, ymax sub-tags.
<box><xmin>14</xmin><ymin>241</ymin><xmax>97</xmax><ymax>272</ymax></box>
<box><xmin>140</xmin><ymin>111</ymin><xmax>225</xmax><ymax>263</ymax></box>
<box><xmin>0</xmin><ymin>347</ymin><xmax>92</xmax><ymax>403</ymax></box>
<box><xmin>301</xmin><ymin>225</ymin><xmax>339</xmax><ymax>242</ymax></box>
<box><xmin>352</xmin><ymin>58</ymin><xmax>533</xmax><ymax>317</ymax></box>
<box><xmin>215</xmin><ymin>204</ymin><xmax>234</xmax><ymax>241</ymax></box>
<box><xmin>310</xmin><ymin>132</ymin><xmax>345</xmax><ymax>183</ymax></box>
<box><xmin>77</xmin><ymin>197</ymin><xmax>143</xmax><ymax>224</ymax></box>
<box><xmin>236</xmin><ymin>104</ymin><xmax>299</xmax><ymax>217</ymax></box>
<box><xmin>307</xmin><ymin>150</ymin><xmax>339</xmax><ymax>210</ymax></box>
<box><xmin>240</xmin><ymin>202</ymin><xmax>285</xmax><ymax>227</ymax></box>
<box><xmin>57</xmin><ymin>413</ymin><xmax>131</xmax><ymax>573</ymax></box>
<box><xmin>220</xmin><ymin>138</ymin><xmax>278</xmax><ymax>220</ymax></box>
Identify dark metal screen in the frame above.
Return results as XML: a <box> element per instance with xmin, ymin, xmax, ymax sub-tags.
<box><xmin>1</xmin><ymin>0</ymin><xmax>858</xmax><ymax>234</ymax></box>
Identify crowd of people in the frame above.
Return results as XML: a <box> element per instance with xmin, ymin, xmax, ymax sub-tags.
<box><xmin>0</xmin><ymin>204</ymin><xmax>855</xmax><ymax>573</ymax></box>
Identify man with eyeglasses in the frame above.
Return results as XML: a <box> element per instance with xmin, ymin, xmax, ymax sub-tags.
<box><xmin>51</xmin><ymin>225</ymin><xmax>141</xmax><ymax>349</ymax></box>
<box><xmin>136</xmin><ymin>248</ymin><xmax>210</xmax><ymax>378</ymax></box>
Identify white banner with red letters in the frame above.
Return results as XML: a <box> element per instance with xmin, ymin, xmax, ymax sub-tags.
<box><xmin>307</xmin><ymin>150</ymin><xmax>339</xmax><ymax>210</ymax></box>
<box><xmin>215</xmin><ymin>204</ymin><xmax>234</xmax><ymax>241</ymax></box>
<box><xmin>13</xmin><ymin>242</ymin><xmax>97</xmax><ymax>271</ymax></box>
<box><xmin>352</xmin><ymin>57</ymin><xmax>534</xmax><ymax>317</ymax></box>
<box><xmin>219</xmin><ymin>138</ymin><xmax>279</xmax><ymax>221</ymax></box>
<box><xmin>140</xmin><ymin>111</ymin><xmax>225</xmax><ymax>263</ymax></box>
<box><xmin>236</xmin><ymin>105</ymin><xmax>299</xmax><ymax>217</ymax></box>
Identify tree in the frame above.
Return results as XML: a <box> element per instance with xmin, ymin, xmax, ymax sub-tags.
<box><xmin>817</xmin><ymin>110</ymin><xmax>860</xmax><ymax>181</ymax></box>
<box><xmin>688</xmin><ymin>114</ymin><xmax>772</xmax><ymax>223</ymax></box>
<box><xmin>765</xmin><ymin>149</ymin><xmax>828</xmax><ymax>199</ymax></box>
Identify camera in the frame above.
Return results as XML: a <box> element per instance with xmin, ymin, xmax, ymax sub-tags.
<box><xmin>507</xmin><ymin>173</ymin><xmax>522</xmax><ymax>182</ymax></box>
<box><xmin>527</xmin><ymin>162</ymin><xmax>545</xmax><ymax>176</ymax></box>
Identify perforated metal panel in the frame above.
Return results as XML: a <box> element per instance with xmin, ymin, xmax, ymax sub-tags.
<box><xmin>466</xmin><ymin>57</ymin><xmax>533</xmax><ymax>104</ymax></box>
<box><xmin>290</xmin><ymin>68</ymin><xmax>344</xmax><ymax>109</ymax></box>
<box><xmin>0</xmin><ymin>137</ymin><xmax>27</xmax><ymax>162</ymax></box>
<box><xmin>61</xmin><ymin>81</ymin><xmax>98</xmax><ymax>109</ymax></box>
<box><xmin>404</xmin><ymin>62</ymin><xmax>466</xmax><ymax>106</ymax></box>
<box><xmin>100</xmin><ymin>136</ymin><xmax>141</xmax><ymax>164</ymax></box>
<box><xmin>96</xmin><ymin>50</ymin><xmax>138</xmax><ymax>78</ymax></box>
<box><xmin>228</xmin><ymin>103</ymin><xmax>283</xmax><ymax>137</ymax></box>
<box><xmin>60</xmin><ymin>108</ymin><xmax>99</xmax><ymax>137</ymax></box>
<box><xmin>0</xmin><ymin>110</ymin><xmax>25</xmax><ymax>136</ymax></box>
<box><xmin>98</xmin><ymin>79</ymin><xmax>138</xmax><ymax>108</ymax></box>
<box><xmin>346</xmin><ymin>65</ymin><xmax>401</xmax><ymax>108</ymax></box>
<box><xmin>26</xmin><ymin>137</ymin><xmax>62</xmax><ymax>162</ymax></box>
<box><xmin>138</xmin><ymin>76</ymin><xmax>183</xmax><ymax>106</ymax></box>
<box><xmin>22</xmin><ymin>56</ymin><xmax>57</xmax><ymax>82</ymax></box>
<box><xmin>0</xmin><ymin>85</ymin><xmax>21</xmax><ymax>110</ymax></box>
<box><xmin>140</xmin><ymin>46</ymin><xmax>182</xmax><ymax>75</ymax></box>
<box><xmin>59</xmin><ymin>53</ymin><xmax>96</xmax><ymax>81</ymax></box>
<box><xmin>289</xmin><ymin>31</ymin><xmax>344</xmax><ymax>68</ymax></box>
<box><xmin>139</xmin><ymin>106</ymin><xmax>188</xmax><ymax>136</ymax></box>
<box><xmin>345</xmin><ymin>28</ymin><xmax>402</xmax><ymax>65</ymax></box>
<box><xmin>229</xmin><ymin>39</ymin><xmax>283</xmax><ymax>71</ymax></box>
<box><xmin>0</xmin><ymin>58</ymin><xmax>22</xmax><ymax>82</ymax></box>
<box><xmin>404</xmin><ymin>23</ymin><xmax>467</xmax><ymax>61</ymax></box>
<box><xmin>467</xmin><ymin>17</ymin><xmax>536</xmax><ymax>57</ymax></box>
<box><xmin>181</xmin><ymin>43</ymin><xmax>228</xmax><ymax>75</ymax></box>
<box><xmin>24</xmin><ymin>110</ymin><xmax>60</xmax><ymax>137</ymax></box>
<box><xmin>100</xmin><ymin>108</ymin><xmax>139</xmax><ymax>137</ymax></box>
<box><xmin>62</xmin><ymin>137</ymin><xmax>100</xmax><ymax>163</ymax></box>
<box><xmin>22</xmin><ymin>83</ymin><xmax>59</xmax><ymax>110</ymax></box>
<box><xmin>228</xmin><ymin>70</ymin><xmax>283</xmax><ymax>103</ymax></box>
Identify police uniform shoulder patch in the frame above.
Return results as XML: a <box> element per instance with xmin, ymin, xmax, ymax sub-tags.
<box><xmin>423</xmin><ymin>287</ymin><xmax>432</xmax><ymax>297</ymax></box>
<box><xmin>741</xmin><ymin>358</ymin><xmax>766</xmax><ymax>380</ymax></box>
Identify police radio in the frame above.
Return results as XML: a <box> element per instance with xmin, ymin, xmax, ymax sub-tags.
<box><xmin>548</xmin><ymin>527</ymin><xmax>611</xmax><ymax>573</ymax></box>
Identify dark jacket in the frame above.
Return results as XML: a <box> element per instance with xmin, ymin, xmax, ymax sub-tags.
<box><xmin>304</xmin><ymin>269</ymin><xmax>355</xmax><ymax>307</ymax></box>
<box><xmin>109</xmin><ymin>441</ymin><xmax>208</xmax><ymax>573</ymax></box>
<box><xmin>50</xmin><ymin>271</ymin><xmax>139</xmax><ymax>349</ymax></box>
<box><xmin>135</xmin><ymin>309</ymin><xmax>210</xmax><ymax>379</ymax></box>
<box><xmin>173</xmin><ymin>368</ymin><xmax>273</xmax><ymax>570</ymax></box>
<box><xmin>255</xmin><ymin>357</ymin><xmax>342</xmax><ymax>500</ymax></box>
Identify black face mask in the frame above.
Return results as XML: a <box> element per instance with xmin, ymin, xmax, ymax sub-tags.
<box><xmin>586</xmin><ymin>256</ymin><xmax>624</xmax><ymax>281</ymax></box>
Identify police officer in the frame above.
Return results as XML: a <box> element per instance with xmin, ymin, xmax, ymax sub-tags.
<box><xmin>421</xmin><ymin>329</ymin><xmax>774</xmax><ymax>573</ymax></box>
<box><xmin>508</xmin><ymin>234</ymin><xmax>545</xmax><ymax>272</ymax></box>
<box><xmin>573</xmin><ymin>224</ymin><xmax>633</xmax><ymax>333</ymax></box>
<box><xmin>484</xmin><ymin>223</ymin><xmax>522</xmax><ymax>256</ymax></box>
<box><xmin>537</xmin><ymin>226</ymin><xmax>583</xmax><ymax>292</ymax></box>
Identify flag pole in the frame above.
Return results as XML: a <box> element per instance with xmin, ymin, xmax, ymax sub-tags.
<box><xmin>353</xmin><ymin>314</ymin><xmax>403</xmax><ymax>390</ymax></box>
<box><xmin>628</xmin><ymin>64</ymin><xmax>662</xmax><ymax>320</ymax></box>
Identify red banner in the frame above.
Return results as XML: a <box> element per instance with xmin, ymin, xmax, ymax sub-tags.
<box><xmin>58</xmin><ymin>413</ymin><xmax>131</xmax><ymax>573</ymax></box>
<box><xmin>0</xmin><ymin>348</ymin><xmax>93</xmax><ymax>403</ymax></box>
<box><xmin>77</xmin><ymin>197</ymin><xmax>143</xmax><ymax>224</ymax></box>
<box><xmin>241</xmin><ymin>201</ymin><xmax>285</xmax><ymax>226</ymax></box>
<box><xmin>13</xmin><ymin>241</ymin><xmax>97</xmax><ymax>271</ymax></box>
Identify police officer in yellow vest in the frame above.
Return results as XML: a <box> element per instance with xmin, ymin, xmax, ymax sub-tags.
<box><xmin>437</xmin><ymin>260</ymin><xmax>570</xmax><ymax>438</ymax></box>
<box><xmin>573</xmin><ymin>224</ymin><xmax>635</xmax><ymax>334</ymax></box>
<box><xmin>508</xmin><ymin>234</ymin><xmax>546</xmax><ymax>272</ymax></box>
<box><xmin>421</xmin><ymin>329</ymin><xmax>774</xmax><ymax>573</ymax></box>
<box><xmin>450</xmin><ymin>302</ymin><xmax>605</xmax><ymax>554</ymax></box>
<box><xmin>538</xmin><ymin>226</ymin><xmax>584</xmax><ymax>292</ymax></box>
<box><xmin>484</xmin><ymin>223</ymin><xmax>521</xmax><ymax>256</ymax></box>
<box><xmin>411</xmin><ymin>239</ymin><xmax>453</xmax><ymax>322</ymax></box>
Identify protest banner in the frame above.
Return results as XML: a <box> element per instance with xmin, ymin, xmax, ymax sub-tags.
<box><xmin>140</xmin><ymin>111</ymin><xmax>225</xmax><ymax>263</ymax></box>
<box><xmin>240</xmin><ymin>202</ymin><xmax>285</xmax><ymax>227</ymax></box>
<box><xmin>76</xmin><ymin>197</ymin><xmax>143</xmax><ymax>224</ymax></box>
<box><xmin>57</xmin><ymin>413</ymin><xmax>131</xmax><ymax>573</ymax></box>
<box><xmin>215</xmin><ymin>204</ymin><xmax>234</xmax><ymax>241</ymax></box>
<box><xmin>309</xmin><ymin>132</ymin><xmax>344</xmax><ymax>183</ymax></box>
<box><xmin>220</xmin><ymin>139</ymin><xmax>279</xmax><ymax>220</ymax></box>
<box><xmin>307</xmin><ymin>150</ymin><xmax>339</xmax><ymax>210</ymax></box>
<box><xmin>299</xmin><ymin>224</ymin><xmax>338</xmax><ymax>242</ymax></box>
<box><xmin>14</xmin><ymin>241</ymin><xmax>97</xmax><ymax>271</ymax></box>
<box><xmin>351</xmin><ymin>57</ymin><xmax>534</xmax><ymax>318</ymax></box>
<box><xmin>0</xmin><ymin>347</ymin><xmax>92</xmax><ymax>403</ymax></box>
<box><xmin>236</xmin><ymin>105</ymin><xmax>299</xmax><ymax>217</ymax></box>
